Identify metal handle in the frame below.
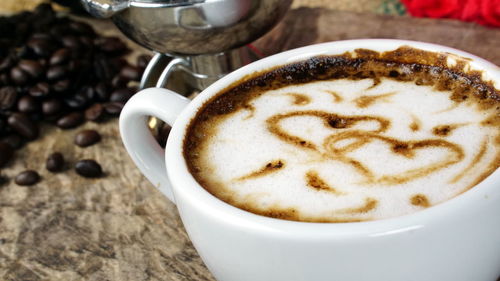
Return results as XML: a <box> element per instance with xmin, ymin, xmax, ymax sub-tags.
<box><xmin>140</xmin><ymin>53</ymin><xmax>175</xmax><ymax>89</ymax></box>
<box><xmin>156</xmin><ymin>57</ymin><xmax>191</xmax><ymax>88</ymax></box>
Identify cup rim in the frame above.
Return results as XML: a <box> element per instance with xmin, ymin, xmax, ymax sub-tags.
<box><xmin>165</xmin><ymin>38</ymin><xmax>500</xmax><ymax>237</ymax></box>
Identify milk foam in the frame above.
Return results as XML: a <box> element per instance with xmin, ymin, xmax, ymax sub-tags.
<box><xmin>193</xmin><ymin>78</ymin><xmax>499</xmax><ymax>222</ymax></box>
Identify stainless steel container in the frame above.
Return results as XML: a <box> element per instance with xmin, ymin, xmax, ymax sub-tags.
<box><xmin>81</xmin><ymin>0</ymin><xmax>292</xmax><ymax>55</ymax></box>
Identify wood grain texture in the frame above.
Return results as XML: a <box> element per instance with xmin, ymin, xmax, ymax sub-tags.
<box><xmin>0</xmin><ymin>122</ymin><xmax>213</xmax><ymax>281</ymax></box>
<box><xmin>1</xmin><ymin>7</ymin><xmax>499</xmax><ymax>281</ymax></box>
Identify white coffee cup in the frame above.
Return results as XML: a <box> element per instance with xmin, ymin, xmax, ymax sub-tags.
<box><xmin>119</xmin><ymin>39</ymin><xmax>500</xmax><ymax>281</ymax></box>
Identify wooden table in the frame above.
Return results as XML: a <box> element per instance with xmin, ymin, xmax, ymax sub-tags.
<box><xmin>0</xmin><ymin>7</ymin><xmax>499</xmax><ymax>281</ymax></box>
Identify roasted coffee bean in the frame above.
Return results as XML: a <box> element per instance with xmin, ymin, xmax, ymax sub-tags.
<box><xmin>111</xmin><ymin>75</ymin><xmax>128</xmax><ymax>88</ymax></box>
<box><xmin>46</xmin><ymin>152</ymin><xmax>64</xmax><ymax>172</ymax></box>
<box><xmin>85</xmin><ymin>103</ymin><xmax>104</xmax><ymax>121</ymax></box>
<box><xmin>75</xmin><ymin>159</ymin><xmax>102</xmax><ymax>178</ymax></box>
<box><xmin>74</xmin><ymin>129</ymin><xmax>101</xmax><ymax>147</ymax></box>
<box><xmin>52</xmin><ymin>79</ymin><xmax>70</xmax><ymax>93</ymax></box>
<box><xmin>109</xmin><ymin>57</ymin><xmax>128</xmax><ymax>70</ymax></box>
<box><xmin>110</xmin><ymin>88</ymin><xmax>134</xmax><ymax>103</ymax></box>
<box><xmin>56</xmin><ymin>112</ymin><xmax>84</xmax><ymax>129</ymax></box>
<box><xmin>0</xmin><ymin>141</ymin><xmax>13</xmax><ymax>167</ymax></box>
<box><xmin>103</xmin><ymin>102</ymin><xmax>124</xmax><ymax>115</ymax></box>
<box><xmin>0</xmin><ymin>73</ymin><xmax>10</xmax><ymax>85</ymax></box>
<box><xmin>46</xmin><ymin>65</ymin><xmax>68</xmax><ymax>81</ymax></box>
<box><xmin>42</xmin><ymin>99</ymin><xmax>63</xmax><ymax>115</ymax></box>
<box><xmin>15</xmin><ymin>170</ymin><xmax>40</xmax><ymax>186</ymax></box>
<box><xmin>17</xmin><ymin>95</ymin><xmax>39</xmax><ymax>113</ymax></box>
<box><xmin>65</xmin><ymin>93</ymin><xmax>88</xmax><ymax>109</ymax></box>
<box><xmin>30</xmin><ymin>32</ymin><xmax>52</xmax><ymax>41</ymax></box>
<box><xmin>61</xmin><ymin>35</ymin><xmax>81</xmax><ymax>49</ymax></box>
<box><xmin>34</xmin><ymin>3</ymin><xmax>55</xmax><ymax>19</ymax></box>
<box><xmin>0</xmin><ymin>55</ymin><xmax>15</xmax><ymax>72</ymax></box>
<box><xmin>10</xmin><ymin>67</ymin><xmax>29</xmax><ymax>85</ymax></box>
<box><xmin>3</xmin><ymin>134</ymin><xmax>23</xmax><ymax>149</ymax></box>
<box><xmin>95</xmin><ymin>37</ymin><xmax>127</xmax><ymax>53</ymax></box>
<box><xmin>136</xmin><ymin>54</ymin><xmax>152</xmax><ymax>69</ymax></box>
<box><xmin>79</xmin><ymin>36</ymin><xmax>93</xmax><ymax>48</ymax></box>
<box><xmin>33</xmin><ymin>2</ymin><xmax>55</xmax><ymax>16</ymax></box>
<box><xmin>27</xmin><ymin>38</ymin><xmax>55</xmax><ymax>58</ymax></box>
<box><xmin>69</xmin><ymin>21</ymin><xmax>95</xmax><ymax>36</ymax></box>
<box><xmin>49</xmin><ymin>24</ymin><xmax>70</xmax><ymax>38</ymax></box>
<box><xmin>7</xmin><ymin>113</ymin><xmax>38</xmax><ymax>140</ymax></box>
<box><xmin>14</xmin><ymin>45</ymin><xmax>34</xmax><ymax>60</ymax></box>
<box><xmin>120</xmin><ymin>65</ymin><xmax>141</xmax><ymax>81</ymax></box>
<box><xmin>94</xmin><ymin>82</ymin><xmax>109</xmax><ymax>101</ymax></box>
<box><xmin>81</xmin><ymin>86</ymin><xmax>95</xmax><ymax>100</ymax></box>
<box><xmin>28</xmin><ymin>82</ymin><xmax>50</xmax><ymax>97</ymax></box>
<box><xmin>49</xmin><ymin>48</ymin><xmax>70</xmax><ymax>65</ymax></box>
<box><xmin>0</xmin><ymin>86</ymin><xmax>18</xmax><ymax>110</ymax></box>
<box><xmin>93</xmin><ymin>57</ymin><xmax>114</xmax><ymax>80</ymax></box>
<box><xmin>18</xmin><ymin>59</ymin><xmax>44</xmax><ymax>78</ymax></box>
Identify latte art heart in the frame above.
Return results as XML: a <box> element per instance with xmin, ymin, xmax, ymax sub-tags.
<box><xmin>184</xmin><ymin>48</ymin><xmax>500</xmax><ymax>222</ymax></box>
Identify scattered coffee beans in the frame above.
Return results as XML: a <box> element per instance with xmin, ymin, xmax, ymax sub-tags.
<box><xmin>111</xmin><ymin>75</ymin><xmax>129</xmax><ymax>88</ymax></box>
<box><xmin>18</xmin><ymin>59</ymin><xmax>44</xmax><ymax>78</ymax></box>
<box><xmin>103</xmin><ymin>102</ymin><xmax>124</xmax><ymax>115</ymax></box>
<box><xmin>10</xmin><ymin>67</ymin><xmax>29</xmax><ymax>85</ymax></box>
<box><xmin>56</xmin><ymin>112</ymin><xmax>84</xmax><ymax>129</ymax></box>
<box><xmin>84</xmin><ymin>103</ymin><xmax>105</xmax><ymax>122</ymax></box>
<box><xmin>136</xmin><ymin>55</ymin><xmax>152</xmax><ymax>69</ymax></box>
<box><xmin>49</xmin><ymin>48</ymin><xmax>70</xmax><ymax>65</ymax></box>
<box><xmin>42</xmin><ymin>99</ymin><xmax>64</xmax><ymax>116</ymax></box>
<box><xmin>75</xmin><ymin>159</ymin><xmax>102</xmax><ymax>178</ymax></box>
<box><xmin>110</xmin><ymin>87</ymin><xmax>135</xmax><ymax>103</ymax></box>
<box><xmin>0</xmin><ymin>4</ymin><xmax>157</xmax><ymax>186</ymax></box>
<box><xmin>46</xmin><ymin>152</ymin><xmax>64</xmax><ymax>172</ymax></box>
<box><xmin>17</xmin><ymin>95</ymin><xmax>39</xmax><ymax>113</ymax></box>
<box><xmin>74</xmin><ymin>129</ymin><xmax>101</xmax><ymax>147</ymax></box>
<box><xmin>0</xmin><ymin>3</ymin><xmax>152</xmax><ymax>174</ymax></box>
<box><xmin>0</xmin><ymin>86</ymin><xmax>18</xmax><ymax>110</ymax></box>
<box><xmin>29</xmin><ymin>82</ymin><xmax>50</xmax><ymax>97</ymax></box>
<box><xmin>7</xmin><ymin>113</ymin><xmax>39</xmax><ymax>140</ymax></box>
<box><xmin>15</xmin><ymin>170</ymin><xmax>40</xmax><ymax>186</ymax></box>
<box><xmin>119</xmin><ymin>65</ymin><xmax>142</xmax><ymax>81</ymax></box>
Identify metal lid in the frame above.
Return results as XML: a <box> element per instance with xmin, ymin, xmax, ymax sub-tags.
<box><xmin>129</xmin><ymin>0</ymin><xmax>205</xmax><ymax>6</ymax></box>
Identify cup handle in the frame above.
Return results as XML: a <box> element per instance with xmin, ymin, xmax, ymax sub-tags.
<box><xmin>119</xmin><ymin>87</ymin><xmax>190</xmax><ymax>204</ymax></box>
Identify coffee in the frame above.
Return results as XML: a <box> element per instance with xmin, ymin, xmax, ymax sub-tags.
<box><xmin>184</xmin><ymin>46</ymin><xmax>500</xmax><ymax>223</ymax></box>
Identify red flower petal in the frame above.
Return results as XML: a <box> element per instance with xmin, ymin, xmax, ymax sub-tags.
<box><xmin>403</xmin><ymin>0</ymin><xmax>461</xmax><ymax>18</ymax></box>
<box><xmin>460</xmin><ymin>0</ymin><xmax>481</xmax><ymax>22</ymax></box>
<box><xmin>480</xmin><ymin>0</ymin><xmax>500</xmax><ymax>27</ymax></box>
<box><xmin>402</xmin><ymin>0</ymin><xmax>500</xmax><ymax>27</ymax></box>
